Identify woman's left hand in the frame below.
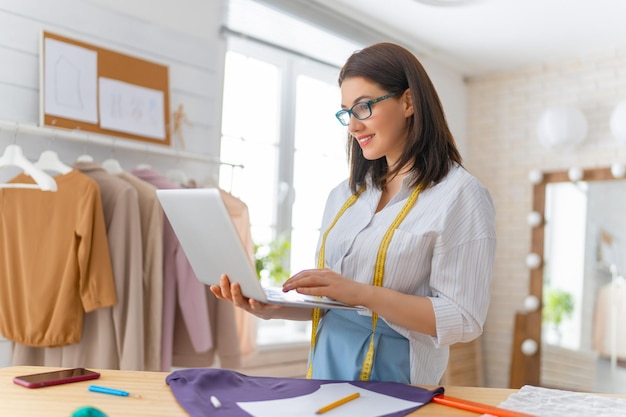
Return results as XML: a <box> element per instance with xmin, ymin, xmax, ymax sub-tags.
<box><xmin>282</xmin><ymin>269</ymin><xmax>371</xmax><ymax>307</ymax></box>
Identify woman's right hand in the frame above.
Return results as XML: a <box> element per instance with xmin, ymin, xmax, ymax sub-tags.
<box><xmin>209</xmin><ymin>274</ymin><xmax>282</xmax><ymax>319</ymax></box>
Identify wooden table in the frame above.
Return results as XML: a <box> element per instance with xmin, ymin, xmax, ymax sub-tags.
<box><xmin>0</xmin><ymin>366</ymin><xmax>517</xmax><ymax>416</ymax></box>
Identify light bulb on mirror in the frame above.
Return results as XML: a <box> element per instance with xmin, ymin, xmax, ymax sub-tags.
<box><xmin>568</xmin><ymin>167</ymin><xmax>583</xmax><ymax>182</ymax></box>
<box><xmin>611</xmin><ymin>162</ymin><xmax>626</xmax><ymax>178</ymax></box>
<box><xmin>526</xmin><ymin>253</ymin><xmax>541</xmax><ymax>269</ymax></box>
<box><xmin>521</xmin><ymin>339</ymin><xmax>538</xmax><ymax>356</ymax></box>
<box><xmin>528</xmin><ymin>169</ymin><xmax>543</xmax><ymax>184</ymax></box>
<box><xmin>527</xmin><ymin>211</ymin><xmax>542</xmax><ymax>228</ymax></box>
<box><xmin>524</xmin><ymin>295</ymin><xmax>540</xmax><ymax>312</ymax></box>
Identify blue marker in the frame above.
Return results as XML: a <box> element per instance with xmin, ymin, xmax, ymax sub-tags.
<box><xmin>88</xmin><ymin>385</ymin><xmax>130</xmax><ymax>397</ymax></box>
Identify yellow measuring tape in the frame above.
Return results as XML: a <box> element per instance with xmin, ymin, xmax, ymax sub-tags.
<box><xmin>306</xmin><ymin>188</ymin><xmax>363</xmax><ymax>379</ymax></box>
<box><xmin>306</xmin><ymin>185</ymin><xmax>420</xmax><ymax>381</ymax></box>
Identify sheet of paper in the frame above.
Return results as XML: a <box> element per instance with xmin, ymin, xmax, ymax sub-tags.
<box><xmin>236</xmin><ymin>382</ymin><xmax>423</xmax><ymax>417</ymax></box>
<box><xmin>44</xmin><ymin>38</ymin><xmax>98</xmax><ymax>123</ymax></box>
<box><xmin>99</xmin><ymin>77</ymin><xmax>166</xmax><ymax>140</ymax></box>
<box><xmin>485</xmin><ymin>385</ymin><xmax>626</xmax><ymax>417</ymax></box>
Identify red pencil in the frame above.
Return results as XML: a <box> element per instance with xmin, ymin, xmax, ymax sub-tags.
<box><xmin>432</xmin><ymin>395</ymin><xmax>537</xmax><ymax>417</ymax></box>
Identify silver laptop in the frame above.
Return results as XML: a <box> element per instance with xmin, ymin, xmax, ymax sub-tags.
<box><xmin>156</xmin><ymin>188</ymin><xmax>364</xmax><ymax>310</ymax></box>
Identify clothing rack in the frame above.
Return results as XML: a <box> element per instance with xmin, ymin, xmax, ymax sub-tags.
<box><xmin>0</xmin><ymin>120</ymin><xmax>242</xmax><ymax>168</ymax></box>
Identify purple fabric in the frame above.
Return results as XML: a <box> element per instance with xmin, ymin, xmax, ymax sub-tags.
<box><xmin>166</xmin><ymin>368</ymin><xmax>444</xmax><ymax>417</ymax></box>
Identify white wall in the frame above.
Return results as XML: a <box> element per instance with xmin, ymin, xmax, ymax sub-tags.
<box><xmin>0</xmin><ymin>0</ymin><xmax>224</xmax><ymax>183</ymax></box>
<box><xmin>466</xmin><ymin>48</ymin><xmax>626</xmax><ymax>388</ymax></box>
<box><xmin>0</xmin><ymin>0</ymin><xmax>223</xmax><ymax>366</ymax></box>
<box><xmin>422</xmin><ymin>59</ymin><xmax>468</xmax><ymax>154</ymax></box>
<box><xmin>87</xmin><ymin>0</ymin><xmax>220</xmax><ymax>42</ymax></box>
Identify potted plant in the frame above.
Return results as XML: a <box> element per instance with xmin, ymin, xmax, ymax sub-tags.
<box><xmin>542</xmin><ymin>287</ymin><xmax>574</xmax><ymax>344</ymax></box>
<box><xmin>254</xmin><ymin>237</ymin><xmax>291</xmax><ymax>286</ymax></box>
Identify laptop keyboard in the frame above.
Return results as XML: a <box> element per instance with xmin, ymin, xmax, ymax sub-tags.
<box><xmin>263</xmin><ymin>286</ymin><xmax>360</xmax><ymax>308</ymax></box>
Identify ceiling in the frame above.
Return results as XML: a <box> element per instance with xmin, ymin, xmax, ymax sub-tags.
<box><xmin>311</xmin><ymin>0</ymin><xmax>626</xmax><ymax>77</ymax></box>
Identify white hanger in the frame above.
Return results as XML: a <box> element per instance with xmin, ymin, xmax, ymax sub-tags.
<box><xmin>102</xmin><ymin>158</ymin><xmax>124</xmax><ymax>174</ymax></box>
<box><xmin>35</xmin><ymin>150</ymin><xmax>72</xmax><ymax>174</ymax></box>
<box><xmin>166</xmin><ymin>168</ymin><xmax>189</xmax><ymax>187</ymax></box>
<box><xmin>76</xmin><ymin>154</ymin><xmax>94</xmax><ymax>163</ymax></box>
<box><xmin>0</xmin><ymin>144</ymin><xmax>57</xmax><ymax>191</ymax></box>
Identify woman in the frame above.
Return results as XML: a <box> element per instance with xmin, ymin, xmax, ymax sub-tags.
<box><xmin>210</xmin><ymin>42</ymin><xmax>496</xmax><ymax>385</ymax></box>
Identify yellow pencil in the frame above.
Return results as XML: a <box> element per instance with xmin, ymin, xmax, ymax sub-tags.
<box><xmin>315</xmin><ymin>392</ymin><xmax>360</xmax><ymax>414</ymax></box>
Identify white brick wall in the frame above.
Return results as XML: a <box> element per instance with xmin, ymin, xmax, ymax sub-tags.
<box><xmin>465</xmin><ymin>47</ymin><xmax>626</xmax><ymax>388</ymax></box>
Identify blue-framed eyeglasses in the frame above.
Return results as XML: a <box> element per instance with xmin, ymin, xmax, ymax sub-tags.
<box><xmin>335</xmin><ymin>92</ymin><xmax>399</xmax><ymax>126</ymax></box>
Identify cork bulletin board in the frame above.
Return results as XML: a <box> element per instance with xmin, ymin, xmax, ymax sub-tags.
<box><xmin>40</xmin><ymin>31</ymin><xmax>171</xmax><ymax>146</ymax></box>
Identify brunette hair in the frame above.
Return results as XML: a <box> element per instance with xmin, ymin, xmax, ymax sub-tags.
<box><xmin>338</xmin><ymin>42</ymin><xmax>462</xmax><ymax>193</ymax></box>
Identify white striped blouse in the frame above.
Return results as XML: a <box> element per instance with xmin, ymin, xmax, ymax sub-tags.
<box><xmin>316</xmin><ymin>163</ymin><xmax>497</xmax><ymax>384</ymax></box>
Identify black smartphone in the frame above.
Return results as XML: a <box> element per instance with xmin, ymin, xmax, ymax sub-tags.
<box><xmin>13</xmin><ymin>368</ymin><xmax>101</xmax><ymax>388</ymax></box>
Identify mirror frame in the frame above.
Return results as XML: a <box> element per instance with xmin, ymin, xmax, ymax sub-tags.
<box><xmin>510</xmin><ymin>166</ymin><xmax>619</xmax><ymax>388</ymax></box>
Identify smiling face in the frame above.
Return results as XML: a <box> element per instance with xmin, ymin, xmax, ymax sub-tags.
<box><xmin>340</xmin><ymin>76</ymin><xmax>413</xmax><ymax>168</ymax></box>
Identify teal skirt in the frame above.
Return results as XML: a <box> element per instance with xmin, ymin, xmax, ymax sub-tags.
<box><xmin>310</xmin><ymin>309</ymin><xmax>410</xmax><ymax>383</ymax></box>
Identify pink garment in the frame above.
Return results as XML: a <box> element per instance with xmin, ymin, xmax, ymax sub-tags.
<box><xmin>132</xmin><ymin>168</ymin><xmax>212</xmax><ymax>370</ymax></box>
<box><xmin>169</xmin><ymin>190</ymin><xmax>247</xmax><ymax>369</ymax></box>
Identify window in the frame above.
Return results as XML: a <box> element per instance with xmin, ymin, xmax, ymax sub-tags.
<box><xmin>221</xmin><ymin>7</ymin><xmax>362</xmax><ymax>345</ymax></box>
<box><xmin>220</xmin><ymin>47</ymin><xmax>282</xmax><ymax>247</ymax></box>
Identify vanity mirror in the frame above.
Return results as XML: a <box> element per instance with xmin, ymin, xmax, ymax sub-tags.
<box><xmin>510</xmin><ymin>166</ymin><xmax>626</xmax><ymax>393</ymax></box>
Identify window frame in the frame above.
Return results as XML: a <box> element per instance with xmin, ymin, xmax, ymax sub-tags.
<box><xmin>221</xmin><ymin>37</ymin><xmax>347</xmax><ymax>346</ymax></box>
<box><xmin>224</xmin><ymin>36</ymin><xmax>343</xmax><ymax>256</ymax></box>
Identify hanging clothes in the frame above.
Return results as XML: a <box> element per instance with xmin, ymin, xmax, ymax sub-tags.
<box><xmin>132</xmin><ymin>167</ymin><xmax>213</xmax><ymax>371</ymax></box>
<box><xmin>75</xmin><ymin>161</ymin><xmax>145</xmax><ymax>369</ymax></box>
<box><xmin>221</xmin><ymin>190</ymin><xmax>257</xmax><ymax>358</ymax></box>
<box><xmin>0</xmin><ymin>171</ymin><xmax>116</xmax><ymax>347</ymax></box>
<box><xmin>593</xmin><ymin>281</ymin><xmax>626</xmax><ymax>360</ymax></box>
<box><xmin>115</xmin><ymin>171</ymin><xmax>164</xmax><ymax>372</ymax></box>
<box><xmin>12</xmin><ymin>162</ymin><xmax>146</xmax><ymax>370</ymax></box>
<box><xmin>171</xmin><ymin>189</ymin><xmax>252</xmax><ymax>368</ymax></box>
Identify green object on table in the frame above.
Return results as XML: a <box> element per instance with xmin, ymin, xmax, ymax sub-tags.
<box><xmin>71</xmin><ymin>406</ymin><xmax>108</xmax><ymax>417</ymax></box>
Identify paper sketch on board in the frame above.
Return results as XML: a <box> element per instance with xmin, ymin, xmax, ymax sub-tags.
<box><xmin>44</xmin><ymin>38</ymin><xmax>98</xmax><ymax>123</ymax></box>
<box><xmin>99</xmin><ymin>77</ymin><xmax>166</xmax><ymax>140</ymax></box>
